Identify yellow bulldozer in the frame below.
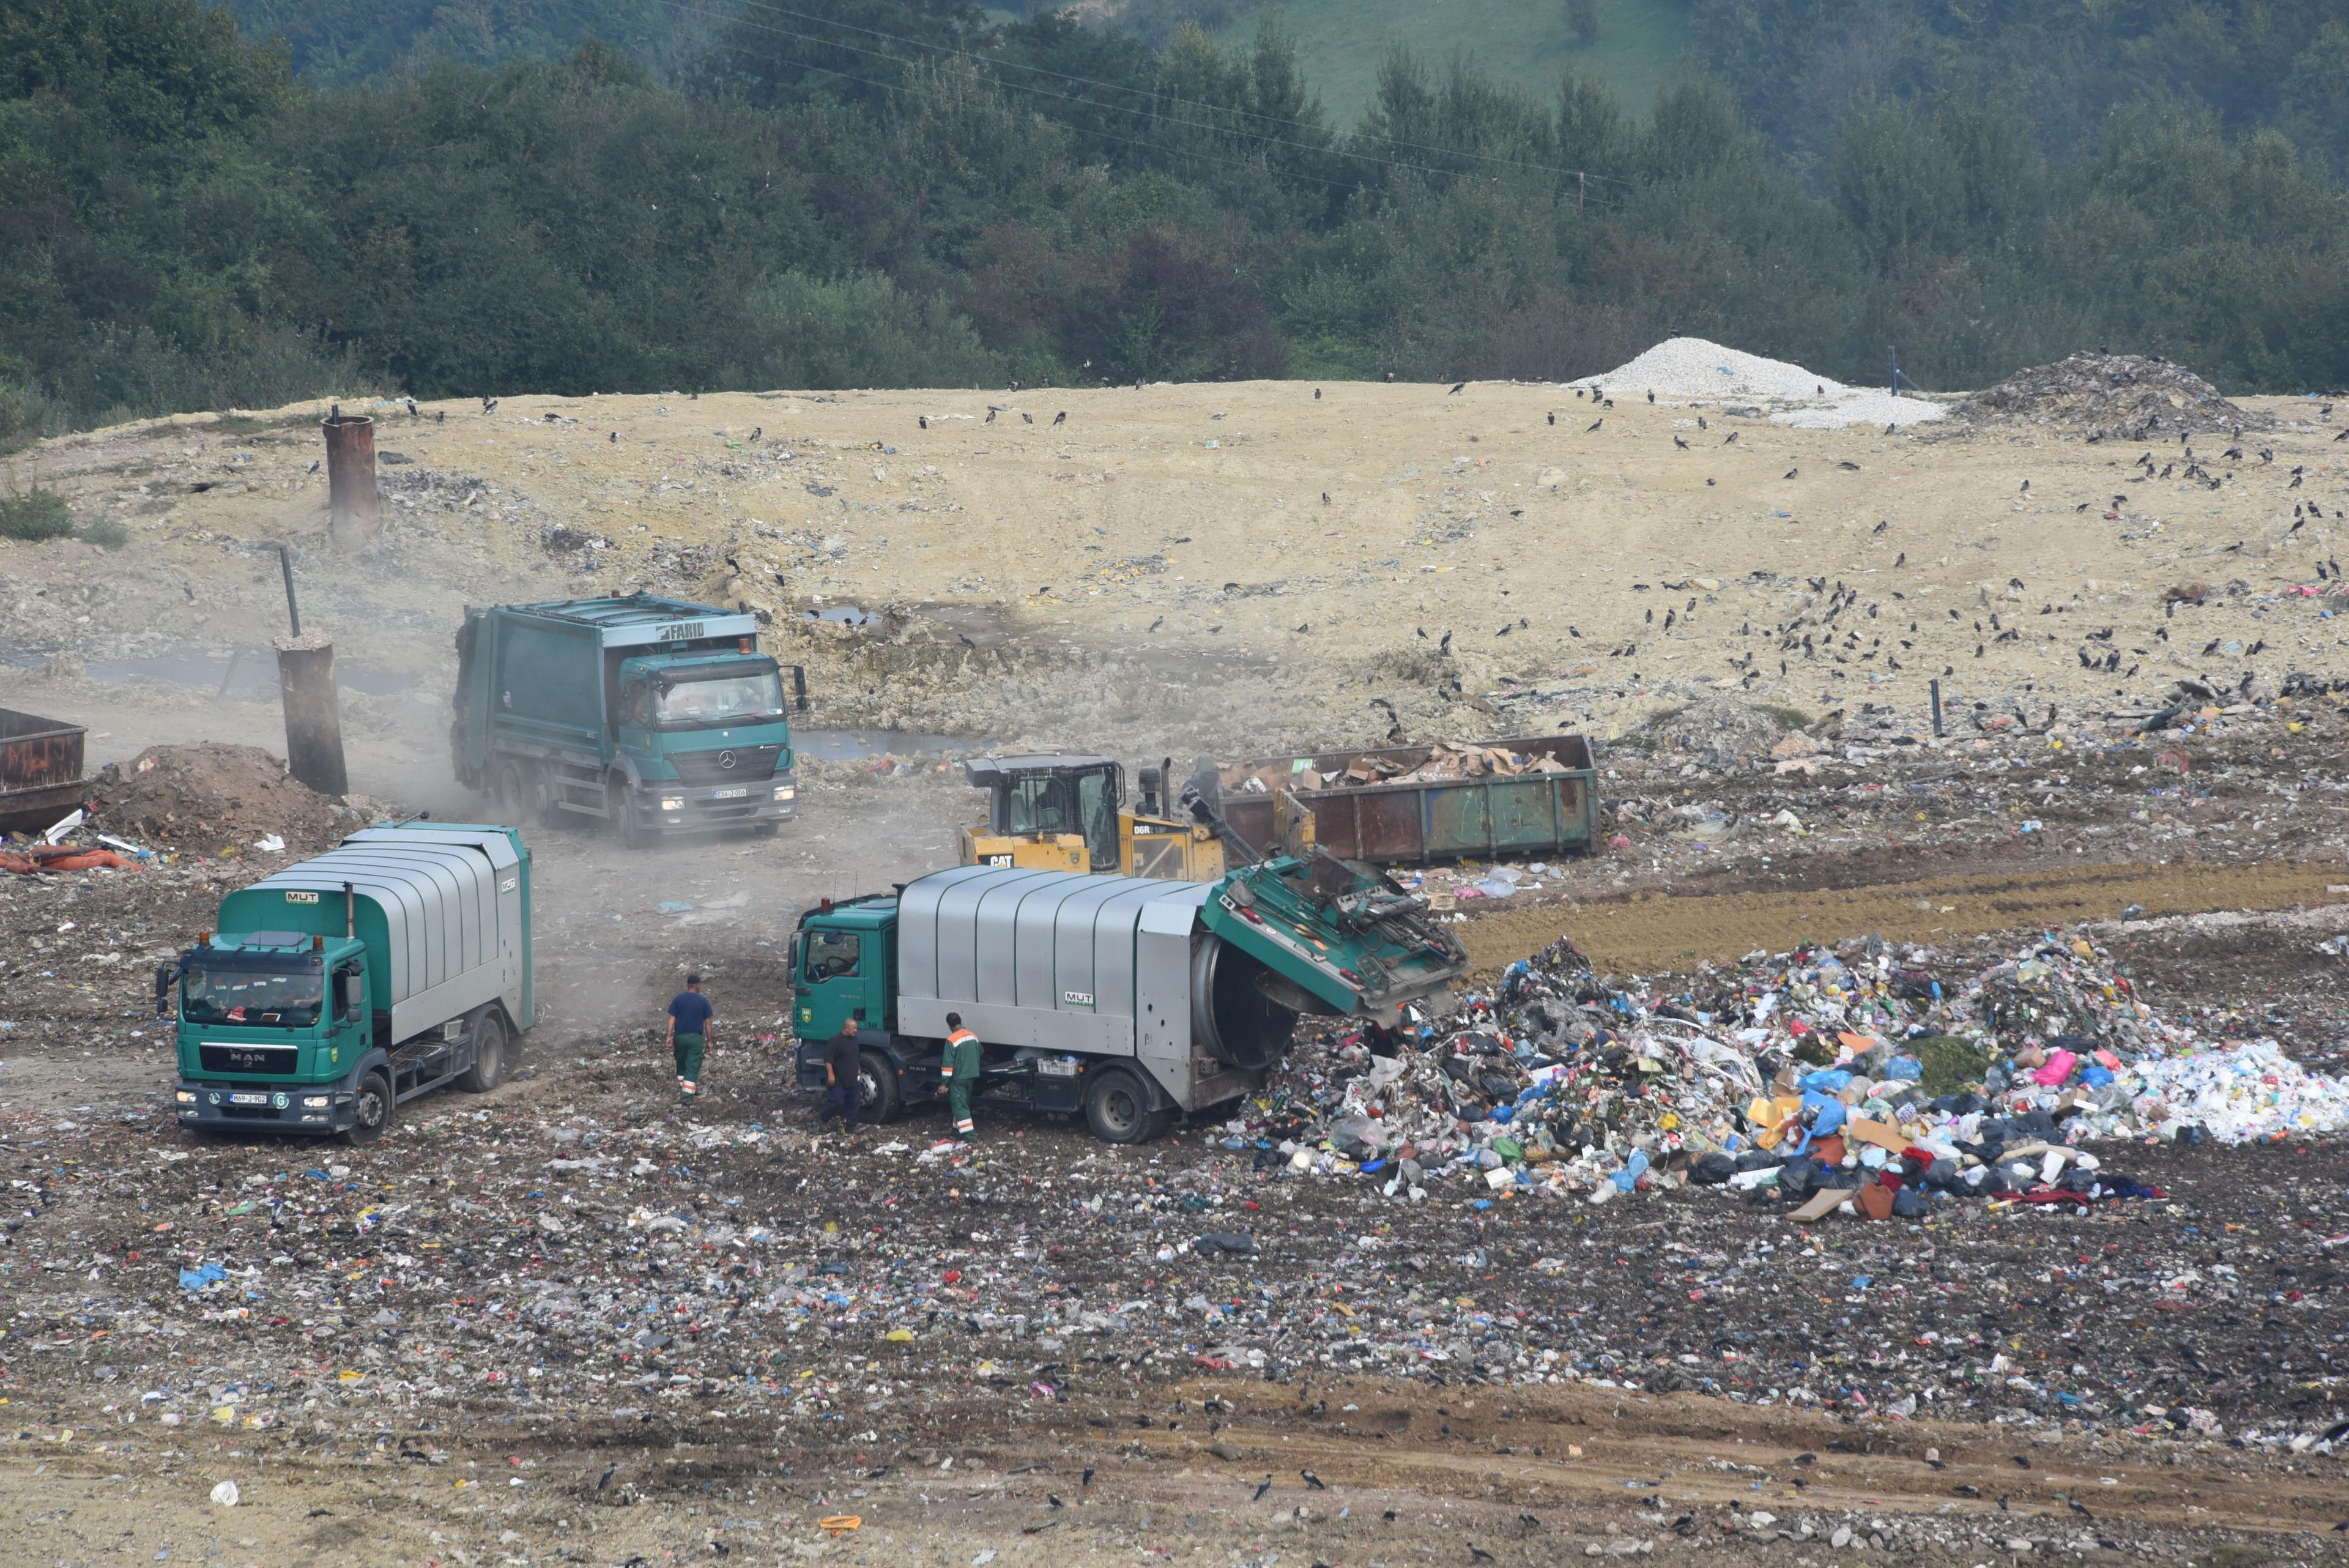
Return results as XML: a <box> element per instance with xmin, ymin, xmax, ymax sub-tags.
<box><xmin>959</xmin><ymin>755</ymin><xmax>1313</xmax><ymax>880</ymax></box>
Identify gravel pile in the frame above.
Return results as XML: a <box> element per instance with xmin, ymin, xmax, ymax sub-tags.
<box><xmin>1952</xmin><ymin>351</ymin><xmax>2269</xmax><ymax>440</ymax></box>
<box><xmin>1575</xmin><ymin>337</ymin><xmax>1945</xmax><ymax>429</ymax></box>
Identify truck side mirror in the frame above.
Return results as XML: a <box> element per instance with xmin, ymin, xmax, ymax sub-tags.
<box><xmin>786</xmin><ymin>934</ymin><xmax>800</xmax><ymax>979</ymax></box>
<box><xmin>153</xmin><ymin>962</ymin><xmax>177</xmax><ymax>1017</ymax></box>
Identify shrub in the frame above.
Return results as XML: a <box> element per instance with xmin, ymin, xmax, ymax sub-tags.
<box><xmin>0</xmin><ymin>485</ymin><xmax>74</xmax><ymax>541</ymax></box>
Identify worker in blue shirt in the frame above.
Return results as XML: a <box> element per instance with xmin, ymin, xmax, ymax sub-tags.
<box><xmin>667</xmin><ymin>975</ymin><xmax>715</xmax><ymax>1103</ymax></box>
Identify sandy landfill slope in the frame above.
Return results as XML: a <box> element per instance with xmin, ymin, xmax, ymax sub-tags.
<box><xmin>5</xmin><ymin>362</ymin><xmax>2344</xmax><ymax>759</ymax></box>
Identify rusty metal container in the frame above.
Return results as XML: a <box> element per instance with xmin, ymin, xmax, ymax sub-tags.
<box><xmin>0</xmin><ymin>706</ymin><xmax>88</xmax><ymax>833</ymax></box>
<box><xmin>1219</xmin><ymin>734</ymin><xmax>1598</xmax><ymax>866</ymax></box>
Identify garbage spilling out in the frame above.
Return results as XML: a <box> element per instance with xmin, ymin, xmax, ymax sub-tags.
<box><xmin>1238</xmin><ymin>927</ymin><xmax>2349</xmax><ymax>1218</ymax></box>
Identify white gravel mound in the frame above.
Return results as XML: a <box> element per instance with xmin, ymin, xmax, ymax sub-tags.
<box><xmin>1574</xmin><ymin>336</ymin><xmax>1945</xmax><ymax>429</ymax></box>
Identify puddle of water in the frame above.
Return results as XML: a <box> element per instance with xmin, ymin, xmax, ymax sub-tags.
<box><xmin>795</xmin><ymin>729</ymin><xmax>972</xmax><ymax>760</ymax></box>
<box><xmin>804</xmin><ymin>606</ymin><xmax>873</xmax><ymax>625</ymax></box>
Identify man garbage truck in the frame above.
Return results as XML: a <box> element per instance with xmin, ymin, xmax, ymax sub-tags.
<box><xmin>161</xmin><ymin>822</ymin><xmax>533</xmax><ymax>1143</ymax></box>
<box><xmin>790</xmin><ymin>850</ymin><xmax>1466</xmax><ymax>1143</ymax></box>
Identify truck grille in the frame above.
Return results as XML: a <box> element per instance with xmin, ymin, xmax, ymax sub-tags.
<box><xmin>199</xmin><ymin>1042</ymin><xmax>299</xmax><ymax>1075</ymax></box>
<box><xmin>669</xmin><ymin>745</ymin><xmax>783</xmax><ymax>785</ymax></box>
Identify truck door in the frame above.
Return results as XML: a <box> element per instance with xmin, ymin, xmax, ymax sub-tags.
<box><xmin>797</xmin><ymin>925</ymin><xmax>873</xmax><ymax>1038</ymax></box>
<box><xmin>325</xmin><ymin>958</ymin><xmax>368</xmax><ymax>1068</ymax></box>
<box><xmin>617</xmin><ymin>677</ymin><xmax>652</xmax><ymax>760</ymax></box>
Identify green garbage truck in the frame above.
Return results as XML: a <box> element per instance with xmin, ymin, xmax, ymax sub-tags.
<box><xmin>451</xmin><ymin>593</ymin><xmax>801</xmax><ymax>845</ymax></box>
<box><xmin>161</xmin><ymin>822</ymin><xmax>533</xmax><ymax>1143</ymax></box>
<box><xmin>790</xmin><ymin>855</ymin><xmax>1468</xmax><ymax>1143</ymax></box>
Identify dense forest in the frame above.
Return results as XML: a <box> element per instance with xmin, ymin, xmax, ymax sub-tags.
<box><xmin>4</xmin><ymin>0</ymin><xmax>2347</xmax><ymax>444</ymax></box>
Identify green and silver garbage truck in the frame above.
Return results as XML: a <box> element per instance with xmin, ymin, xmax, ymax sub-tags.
<box><xmin>790</xmin><ymin>853</ymin><xmax>1468</xmax><ymax>1143</ymax></box>
<box><xmin>161</xmin><ymin>822</ymin><xmax>533</xmax><ymax>1143</ymax></box>
<box><xmin>451</xmin><ymin>593</ymin><xmax>801</xmax><ymax>845</ymax></box>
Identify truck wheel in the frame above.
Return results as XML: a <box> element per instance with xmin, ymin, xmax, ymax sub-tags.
<box><xmin>858</xmin><ymin>1050</ymin><xmax>901</xmax><ymax>1124</ymax></box>
<box><xmin>341</xmin><ymin>1068</ymin><xmax>395</xmax><ymax>1145</ymax></box>
<box><xmin>1085</xmin><ymin>1068</ymin><xmax>1154</xmax><ymax>1145</ymax></box>
<box><xmin>494</xmin><ymin>762</ymin><xmax>528</xmax><ymax>823</ymax></box>
<box><xmin>608</xmin><ymin>777</ymin><xmax>649</xmax><ymax>849</ymax></box>
<box><xmin>457</xmin><ymin>1008</ymin><xmax>506</xmax><ymax>1093</ymax></box>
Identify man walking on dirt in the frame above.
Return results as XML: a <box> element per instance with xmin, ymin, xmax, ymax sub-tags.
<box><xmin>940</xmin><ymin>1012</ymin><xmax>981</xmax><ymax>1142</ymax></box>
<box><xmin>821</xmin><ymin>1016</ymin><xmax>864</xmax><ymax>1136</ymax></box>
<box><xmin>667</xmin><ymin>975</ymin><xmax>714</xmax><ymax>1104</ymax></box>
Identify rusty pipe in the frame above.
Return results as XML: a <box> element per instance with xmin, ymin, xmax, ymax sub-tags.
<box><xmin>321</xmin><ymin>411</ymin><xmax>379</xmax><ymax>549</ymax></box>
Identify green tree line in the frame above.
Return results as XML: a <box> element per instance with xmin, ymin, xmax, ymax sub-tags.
<box><xmin>4</xmin><ymin>0</ymin><xmax>2347</xmax><ymax>444</ymax></box>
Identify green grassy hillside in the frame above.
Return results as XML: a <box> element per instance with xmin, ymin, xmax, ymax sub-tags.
<box><xmin>1211</xmin><ymin>0</ymin><xmax>1693</xmax><ymax>125</ymax></box>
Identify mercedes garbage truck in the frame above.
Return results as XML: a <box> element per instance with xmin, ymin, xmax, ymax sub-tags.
<box><xmin>451</xmin><ymin>593</ymin><xmax>801</xmax><ymax>845</ymax></box>
<box><xmin>792</xmin><ymin>854</ymin><xmax>1468</xmax><ymax>1142</ymax></box>
<box><xmin>161</xmin><ymin>822</ymin><xmax>533</xmax><ymax>1143</ymax></box>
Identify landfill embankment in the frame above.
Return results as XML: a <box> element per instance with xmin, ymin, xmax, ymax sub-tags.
<box><xmin>1464</xmin><ymin>858</ymin><xmax>2348</xmax><ymax>975</ymax></box>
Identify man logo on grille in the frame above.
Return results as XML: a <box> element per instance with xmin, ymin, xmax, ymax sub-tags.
<box><xmin>718</xmin><ymin>751</ymin><xmax>737</xmax><ymax>770</ymax></box>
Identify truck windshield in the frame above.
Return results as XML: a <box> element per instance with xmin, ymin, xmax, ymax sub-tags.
<box><xmin>183</xmin><ymin>959</ymin><xmax>325</xmax><ymax>1028</ymax></box>
<box><xmin>654</xmin><ymin>668</ymin><xmax>786</xmax><ymax>729</ymax></box>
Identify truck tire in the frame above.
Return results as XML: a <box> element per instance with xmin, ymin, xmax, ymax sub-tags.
<box><xmin>457</xmin><ymin>1008</ymin><xmax>506</xmax><ymax>1093</ymax></box>
<box><xmin>858</xmin><ymin>1049</ymin><xmax>900</xmax><ymax>1124</ymax></box>
<box><xmin>1084</xmin><ymin>1068</ymin><xmax>1154</xmax><ymax>1145</ymax></box>
<box><xmin>342</xmin><ymin>1068</ymin><xmax>395</xmax><ymax>1145</ymax></box>
<box><xmin>494</xmin><ymin>761</ymin><xmax>529</xmax><ymax>823</ymax></box>
<box><xmin>608</xmin><ymin>776</ymin><xmax>650</xmax><ymax>849</ymax></box>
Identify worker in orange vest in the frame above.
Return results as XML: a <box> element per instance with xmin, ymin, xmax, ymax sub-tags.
<box><xmin>940</xmin><ymin>1012</ymin><xmax>981</xmax><ymax>1142</ymax></box>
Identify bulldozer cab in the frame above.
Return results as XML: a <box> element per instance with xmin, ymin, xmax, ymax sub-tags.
<box><xmin>963</xmin><ymin>756</ymin><xmax>1123</xmax><ymax>873</ymax></box>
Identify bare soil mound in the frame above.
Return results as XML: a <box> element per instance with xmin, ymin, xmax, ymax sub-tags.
<box><xmin>1952</xmin><ymin>351</ymin><xmax>2270</xmax><ymax>439</ymax></box>
<box><xmin>83</xmin><ymin>743</ymin><xmax>358</xmax><ymax>853</ymax></box>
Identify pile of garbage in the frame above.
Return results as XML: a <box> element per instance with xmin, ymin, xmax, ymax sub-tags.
<box><xmin>1236</xmin><ymin>928</ymin><xmax>2349</xmax><ymax>1218</ymax></box>
<box><xmin>1952</xmin><ymin>352</ymin><xmax>2269</xmax><ymax>441</ymax></box>
<box><xmin>81</xmin><ymin>743</ymin><xmax>364</xmax><ymax>854</ymax></box>
<box><xmin>1246</xmin><ymin>740</ymin><xmax>1578</xmax><ymax>793</ymax></box>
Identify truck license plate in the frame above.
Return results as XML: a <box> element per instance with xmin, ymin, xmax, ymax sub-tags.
<box><xmin>229</xmin><ymin>1091</ymin><xmax>272</xmax><ymax>1105</ymax></box>
<box><xmin>711</xmin><ymin>786</ymin><xmax>748</xmax><ymax>799</ymax></box>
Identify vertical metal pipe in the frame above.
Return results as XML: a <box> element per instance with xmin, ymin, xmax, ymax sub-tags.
<box><xmin>276</xmin><ymin>637</ymin><xmax>349</xmax><ymax>797</ymax></box>
<box><xmin>1930</xmin><ymin>677</ymin><xmax>1944</xmax><ymax>738</ymax></box>
<box><xmin>321</xmin><ymin>411</ymin><xmax>379</xmax><ymax>549</ymax></box>
<box><xmin>276</xmin><ymin>543</ymin><xmax>302</xmax><ymax>637</ymax></box>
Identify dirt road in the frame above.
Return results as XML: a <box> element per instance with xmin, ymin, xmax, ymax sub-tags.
<box><xmin>1468</xmin><ymin>858</ymin><xmax>2349</xmax><ymax>972</ymax></box>
<box><xmin>9</xmin><ymin>1370</ymin><xmax>2340</xmax><ymax>1567</ymax></box>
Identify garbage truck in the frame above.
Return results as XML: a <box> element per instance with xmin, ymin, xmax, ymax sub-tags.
<box><xmin>161</xmin><ymin>822</ymin><xmax>533</xmax><ymax>1143</ymax></box>
<box><xmin>790</xmin><ymin>853</ymin><xmax>1468</xmax><ymax>1142</ymax></box>
<box><xmin>451</xmin><ymin>593</ymin><xmax>803</xmax><ymax>845</ymax></box>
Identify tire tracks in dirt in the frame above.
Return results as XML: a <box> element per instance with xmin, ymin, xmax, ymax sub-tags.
<box><xmin>1463</xmin><ymin>859</ymin><xmax>2349</xmax><ymax>974</ymax></box>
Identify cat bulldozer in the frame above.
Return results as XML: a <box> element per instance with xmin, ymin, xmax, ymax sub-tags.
<box><xmin>959</xmin><ymin>755</ymin><xmax>1312</xmax><ymax>882</ymax></box>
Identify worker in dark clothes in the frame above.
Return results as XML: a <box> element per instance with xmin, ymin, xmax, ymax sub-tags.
<box><xmin>666</xmin><ymin>975</ymin><xmax>714</xmax><ymax>1104</ymax></box>
<box><xmin>821</xmin><ymin>1017</ymin><xmax>863</xmax><ymax>1135</ymax></box>
<box><xmin>940</xmin><ymin>1011</ymin><xmax>981</xmax><ymax>1142</ymax></box>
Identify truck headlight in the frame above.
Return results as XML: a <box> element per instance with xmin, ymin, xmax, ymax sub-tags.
<box><xmin>774</xmin><ymin>786</ymin><xmax>795</xmax><ymax>801</ymax></box>
<box><xmin>175</xmin><ymin>1090</ymin><xmax>197</xmax><ymax>1105</ymax></box>
<box><xmin>302</xmin><ymin>1095</ymin><xmax>330</xmax><ymax>1108</ymax></box>
<box><xmin>659</xmin><ymin>797</ymin><xmax>685</xmax><ymax>812</ymax></box>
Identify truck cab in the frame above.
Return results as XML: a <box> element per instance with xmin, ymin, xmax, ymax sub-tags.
<box><xmin>171</xmin><ymin>931</ymin><xmax>373</xmax><ymax>1132</ymax></box>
